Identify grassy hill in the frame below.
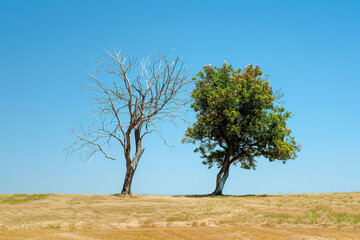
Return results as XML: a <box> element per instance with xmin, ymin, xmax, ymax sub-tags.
<box><xmin>0</xmin><ymin>192</ymin><xmax>359</xmax><ymax>239</ymax></box>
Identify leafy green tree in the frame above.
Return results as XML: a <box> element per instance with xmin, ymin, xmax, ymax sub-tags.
<box><xmin>183</xmin><ymin>63</ymin><xmax>300</xmax><ymax>195</ymax></box>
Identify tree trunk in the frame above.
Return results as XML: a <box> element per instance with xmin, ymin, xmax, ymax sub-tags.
<box><xmin>121</xmin><ymin>150</ymin><xmax>144</xmax><ymax>194</ymax></box>
<box><xmin>121</xmin><ymin>166</ymin><xmax>135</xmax><ymax>195</ymax></box>
<box><xmin>211</xmin><ymin>163</ymin><xmax>230</xmax><ymax>196</ymax></box>
<box><xmin>121</xmin><ymin>126</ymin><xmax>144</xmax><ymax>195</ymax></box>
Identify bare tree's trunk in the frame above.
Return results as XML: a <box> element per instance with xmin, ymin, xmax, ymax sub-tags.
<box><xmin>211</xmin><ymin>164</ymin><xmax>230</xmax><ymax>195</ymax></box>
<box><xmin>121</xmin><ymin>166</ymin><xmax>135</xmax><ymax>195</ymax></box>
<box><xmin>121</xmin><ymin>126</ymin><xmax>144</xmax><ymax>195</ymax></box>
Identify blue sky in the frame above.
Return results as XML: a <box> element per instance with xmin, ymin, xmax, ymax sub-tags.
<box><xmin>1</xmin><ymin>0</ymin><xmax>359</xmax><ymax>195</ymax></box>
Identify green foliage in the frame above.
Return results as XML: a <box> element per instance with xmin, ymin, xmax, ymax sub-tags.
<box><xmin>183</xmin><ymin>63</ymin><xmax>300</xmax><ymax>169</ymax></box>
<box><xmin>1</xmin><ymin>194</ymin><xmax>49</xmax><ymax>204</ymax></box>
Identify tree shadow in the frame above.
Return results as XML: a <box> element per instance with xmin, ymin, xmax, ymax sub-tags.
<box><xmin>175</xmin><ymin>194</ymin><xmax>271</xmax><ymax>198</ymax></box>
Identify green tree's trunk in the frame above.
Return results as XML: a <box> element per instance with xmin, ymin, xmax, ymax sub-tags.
<box><xmin>211</xmin><ymin>164</ymin><xmax>230</xmax><ymax>195</ymax></box>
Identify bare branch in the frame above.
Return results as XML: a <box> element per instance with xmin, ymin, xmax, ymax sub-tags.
<box><xmin>66</xmin><ymin>48</ymin><xmax>191</xmax><ymax>173</ymax></box>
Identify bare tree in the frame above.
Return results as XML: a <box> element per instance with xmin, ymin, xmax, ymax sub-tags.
<box><xmin>67</xmin><ymin>48</ymin><xmax>191</xmax><ymax>195</ymax></box>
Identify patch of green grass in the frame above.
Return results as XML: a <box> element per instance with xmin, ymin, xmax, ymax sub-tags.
<box><xmin>1</xmin><ymin>194</ymin><xmax>49</xmax><ymax>204</ymax></box>
<box><xmin>45</xmin><ymin>224</ymin><xmax>60</xmax><ymax>229</ymax></box>
<box><xmin>167</xmin><ymin>214</ymin><xmax>190</xmax><ymax>222</ymax></box>
<box><xmin>328</xmin><ymin>213</ymin><xmax>360</xmax><ymax>224</ymax></box>
<box><xmin>307</xmin><ymin>209</ymin><xmax>320</xmax><ymax>224</ymax></box>
<box><xmin>304</xmin><ymin>207</ymin><xmax>360</xmax><ymax>225</ymax></box>
<box><xmin>264</xmin><ymin>214</ymin><xmax>291</xmax><ymax>219</ymax></box>
<box><xmin>354</xmin><ymin>215</ymin><xmax>360</xmax><ymax>223</ymax></box>
<box><xmin>264</xmin><ymin>214</ymin><xmax>293</xmax><ymax>224</ymax></box>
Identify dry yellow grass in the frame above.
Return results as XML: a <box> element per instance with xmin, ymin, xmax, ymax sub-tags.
<box><xmin>0</xmin><ymin>192</ymin><xmax>359</xmax><ymax>239</ymax></box>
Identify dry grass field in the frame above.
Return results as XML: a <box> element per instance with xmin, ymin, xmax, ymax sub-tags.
<box><xmin>0</xmin><ymin>192</ymin><xmax>360</xmax><ymax>239</ymax></box>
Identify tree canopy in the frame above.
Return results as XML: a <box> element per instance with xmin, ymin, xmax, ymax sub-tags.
<box><xmin>183</xmin><ymin>63</ymin><xmax>300</xmax><ymax>195</ymax></box>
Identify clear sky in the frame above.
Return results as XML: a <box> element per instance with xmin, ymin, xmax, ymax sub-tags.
<box><xmin>1</xmin><ymin>0</ymin><xmax>359</xmax><ymax>195</ymax></box>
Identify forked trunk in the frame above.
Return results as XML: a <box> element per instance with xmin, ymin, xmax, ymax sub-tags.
<box><xmin>121</xmin><ymin>126</ymin><xmax>144</xmax><ymax>195</ymax></box>
<box><xmin>211</xmin><ymin>163</ymin><xmax>230</xmax><ymax>196</ymax></box>
<box><xmin>121</xmin><ymin>150</ymin><xmax>144</xmax><ymax>195</ymax></box>
<box><xmin>121</xmin><ymin>166</ymin><xmax>135</xmax><ymax>195</ymax></box>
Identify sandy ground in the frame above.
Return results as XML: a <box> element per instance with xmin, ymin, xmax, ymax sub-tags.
<box><xmin>0</xmin><ymin>193</ymin><xmax>359</xmax><ymax>239</ymax></box>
